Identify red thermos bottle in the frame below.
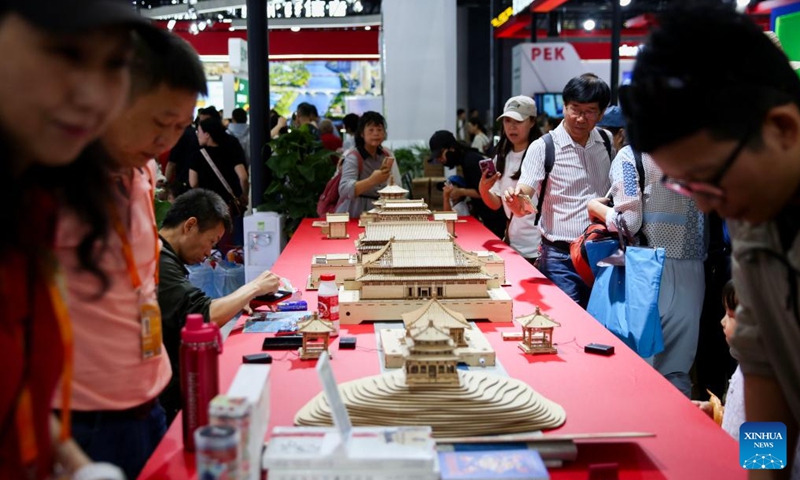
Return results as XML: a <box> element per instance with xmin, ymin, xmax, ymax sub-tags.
<box><xmin>180</xmin><ymin>314</ymin><xmax>222</xmax><ymax>451</ymax></box>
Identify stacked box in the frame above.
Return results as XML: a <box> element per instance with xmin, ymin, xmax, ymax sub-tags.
<box><xmin>210</xmin><ymin>364</ymin><xmax>271</xmax><ymax>480</ymax></box>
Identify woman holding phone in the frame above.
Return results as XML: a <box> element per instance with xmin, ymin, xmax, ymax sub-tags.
<box><xmin>337</xmin><ymin>111</ymin><xmax>402</xmax><ymax>218</ymax></box>
<box><xmin>479</xmin><ymin>95</ymin><xmax>542</xmax><ymax>263</ymax></box>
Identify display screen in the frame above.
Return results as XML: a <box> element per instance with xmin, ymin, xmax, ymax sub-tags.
<box><xmin>536</xmin><ymin>93</ymin><xmax>564</xmax><ymax>118</ymax></box>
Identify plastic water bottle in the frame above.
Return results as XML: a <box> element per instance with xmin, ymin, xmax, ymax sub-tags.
<box><xmin>317</xmin><ymin>273</ymin><xmax>339</xmax><ymax>337</ymax></box>
<box><xmin>180</xmin><ymin>314</ymin><xmax>222</xmax><ymax>451</ymax></box>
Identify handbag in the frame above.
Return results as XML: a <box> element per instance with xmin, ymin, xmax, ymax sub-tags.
<box><xmin>200</xmin><ymin>148</ymin><xmax>246</xmax><ymax>216</ymax></box>
<box><xmin>585</xmin><ymin>239</ymin><xmax>666</xmax><ymax>358</ymax></box>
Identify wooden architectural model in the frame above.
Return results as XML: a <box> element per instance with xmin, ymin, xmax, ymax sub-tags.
<box><xmin>403</xmin><ymin>320</ymin><xmax>460</xmax><ymax>386</ymax></box>
<box><xmin>312</xmin><ymin>213</ymin><xmax>350</xmax><ymax>239</ymax></box>
<box><xmin>359</xmin><ymin>199</ymin><xmax>432</xmax><ymax>226</ymax></box>
<box><xmin>517</xmin><ymin>308</ymin><xmax>561</xmax><ymax>355</ymax></box>
<box><xmin>310</xmin><ymin>222</ymin><xmax>506</xmax><ymax>289</ymax></box>
<box><xmin>355</xmin><ymin>221</ymin><xmax>451</xmax><ymax>256</ymax></box>
<box><xmin>339</xmin><ymin>239</ymin><xmax>512</xmax><ymax>324</ymax></box>
<box><xmin>296</xmin><ymin>303</ymin><xmax>566</xmax><ymax>435</ymax></box>
<box><xmin>294</xmin><ymin>369</ymin><xmax>567</xmax><ymax>438</ymax></box>
<box><xmin>373</xmin><ymin>182</ymin><xmax>408</xmax><ymax>205</ymax></box>
<box><xmin>308</xmin><ymin>253</ymin><xmax>357</xmax><ymax>289</ymax></box>
<box><xmin>432</xmin><ymin>211</ymin><xmax>459</xmax><ymax>237</ymax></box>
<box><xmin>297</xmin><ymin>314</ymin><xmax>336</xmax><ymax>360</ymax></box>
<box><xmin>380</xmin><ymin>299</ymin><xmax>495</xmax><ymax>368</ymax></box>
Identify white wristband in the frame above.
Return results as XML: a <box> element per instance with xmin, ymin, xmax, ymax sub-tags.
<box><xmin>72</xmin><ymin>462</ymin><xmax>126</xmax><ymax>480</ymax></box>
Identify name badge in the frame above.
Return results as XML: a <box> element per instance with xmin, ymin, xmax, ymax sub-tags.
<box><xmin>139</xmin><ymin>299</ymin><xmax>163</xmax><ymax>359</ymax></box>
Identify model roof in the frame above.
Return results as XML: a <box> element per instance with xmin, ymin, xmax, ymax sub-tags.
<box><xmin>297</xmin><ymin>315</ymin><xmax>336</xmax><ymax>333</ymax></box>
<box><xmin>517</xmin><ymin>308</ymin><xmax>561</xmax><ymax>329</ymax></box>
<box><xmin>361</xmin><ymin>221</ymin><xmax>450</xmax><ymax>242</ymax></box>
<box><xmin>402</xmin><ymin>299</ymin><xmax>471</xmax><ymax>330</ymax></box>
<box><xmin>409</xmin><ymin>320</ymin><xmax>455</xmax><ymax>344</ymax></box>
<box><xmin>377</xmin><ymin>184</ymin><xmax>409</xmax><ymax>195</ymax></box>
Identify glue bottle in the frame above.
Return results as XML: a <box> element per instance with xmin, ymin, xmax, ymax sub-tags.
<box><xmin>317</xmin><ymin>274</ymin><xmax>339</xmax><ymax>336</ymax></box>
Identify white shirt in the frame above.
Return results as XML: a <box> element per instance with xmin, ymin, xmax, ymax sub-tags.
<box><xmin>518</xmin><ymin>123</ymin><xmax>613</xmax><ymax>243</ymax></box>
<box><xmin>471</xmin><ymin>132</ymin><xmax>491</xmax><ymax>154</ymax></box>
<box><xmin>490</xmin><ymin>150</ymin><xmax>541</xmax><ymax>258</ymax></box>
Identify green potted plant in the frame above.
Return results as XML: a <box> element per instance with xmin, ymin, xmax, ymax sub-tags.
<box><xmin>260</xmin><ymin>125</ymin><xmax>336</xmax><ymax>237</ymax></box>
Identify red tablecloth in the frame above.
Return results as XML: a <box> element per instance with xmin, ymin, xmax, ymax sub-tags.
<box><xmin>139</xmin><ymin>218</ymin><xmax>743</xmax><ymax>480</ymax></box>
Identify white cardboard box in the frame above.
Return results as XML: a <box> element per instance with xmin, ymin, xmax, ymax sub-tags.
<box><xmin>210</xmin><ymin>364</ymin><xmax>270</xmax><ymax>480</ymax></box>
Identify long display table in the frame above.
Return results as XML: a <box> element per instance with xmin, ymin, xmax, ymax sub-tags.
<box><xmin>139</xmin><ymin>217</ymin><xmax>743</xmax><ymax>480</ymax></box>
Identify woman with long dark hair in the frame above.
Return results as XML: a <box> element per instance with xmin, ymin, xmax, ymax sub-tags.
<box><xmin>479</xmin><ymin>96</ymin><xmax>542</xmax><ymax>263</ymax></box>
<box><xmin>0</xmin><ymin>2</ymin><xmax>153</xmax><ymax>479</ymax></box>
<box><xmin>337</xmin><ymin>111</ymin><xmax>401</xmax><ymax>218</ymax></box>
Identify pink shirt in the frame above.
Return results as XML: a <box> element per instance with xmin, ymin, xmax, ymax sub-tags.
<box><xmin>53</xmin><ymin>161</ymin><xmax>171</xmax><ymax>410</ymax></box>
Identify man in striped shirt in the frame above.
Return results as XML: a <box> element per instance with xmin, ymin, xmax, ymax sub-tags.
<box><xmin>504</xmin><ymin>74</ymin><xmax>613</xmax><ymax>307</ymax></box>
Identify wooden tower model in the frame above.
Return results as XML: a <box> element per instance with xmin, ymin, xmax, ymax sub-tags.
<box><xmin>403</xmin><ymin>320</ymin><xmax>460</xmax><ymax>386</ymax></box>
<box><xmin>517</xmin><ymin>307</ymin><xmax>561</xmax><ymax>355</ymax></box>
<box><xmin>297</xmin><ymin>314</ymin><xmax>336</xmax><ymax>360</ymax></box>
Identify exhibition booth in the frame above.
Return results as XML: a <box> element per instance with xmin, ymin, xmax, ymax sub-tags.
<box><xmin>139</xmin><ymin>217</ymin><xmax>744</xmax><ymax>480</ymax></box>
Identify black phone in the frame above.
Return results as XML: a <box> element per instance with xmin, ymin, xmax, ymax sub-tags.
<box><xmin>253</xmin><ymin>289</ymin><xmax>293</xmax><ymax>304</ymax></box>
<box><xmin>479</xmin><ymin>158</ymin><xmax>497</xmax><ymax>177</ymax></box>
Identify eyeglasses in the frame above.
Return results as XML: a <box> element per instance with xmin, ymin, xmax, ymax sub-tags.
<box><xmin>660</xmin><ymin>134</ymin><xmax>750</xmax><ymax>199</ymax></box>
<box><xmin>566</xmin><ymin>105</ymin><xmax>600</xmax><ymax>121</ymax></box>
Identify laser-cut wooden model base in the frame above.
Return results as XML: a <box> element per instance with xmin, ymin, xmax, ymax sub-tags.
<box><xmin>294</xmin><ymin>370</ymin><xmax>566</xmax><ymax>438</ymax></box>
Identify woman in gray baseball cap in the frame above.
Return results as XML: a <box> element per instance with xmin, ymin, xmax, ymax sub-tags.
<box><xmin>0</xmin><ymin>2</ymin><xmax>160</xmax><ymax>479</ymax></box>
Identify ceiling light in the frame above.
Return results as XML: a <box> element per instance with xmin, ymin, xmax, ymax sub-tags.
<box><xmin>583</xmin><ymin>19</ymin><xmax>596</xmax><ymax>31</ymax></box>
<box><xmin>291</xmin><ymin>26</ymin><xmax>301</xmax><ymax>32</ymax></box>
<box><xmin>365</xmin><ymin>26</ymin><xmax>371</xmax><ymax>30</ymax></box>
<box><xmin>167</xmin><ymin>19</ymin><xmax>176</xmax><ymax>30</ymax></box>
<box><xmin>619</xmin><ymin>0</ymin><xmax>631</xmax><ymax>6</ymax></box>
<box><xmin>198</xmin><ymin>22</ymin><xmax>206</xmax><ymax>31</ymax></box>
<box><xmin>353</xmin><ymin>1</ymin><xmax>363</xmax><ymax>13</ymax></box>
<box><xmin>736</xmin><ymin>0</ymin><xmax>750</xmax><ymax>9</ymax></box>
<box><xmin>189</xmin><ymin>22</ymin><xmax>198</xmax><ymax>34</ymax></box>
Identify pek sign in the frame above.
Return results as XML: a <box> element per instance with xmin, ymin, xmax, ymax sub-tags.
<box><xmin>512</xmin><ymin>42</ymin><xmax>587</xmax><ymax>95</ymax></box>
<box><xmin>531</xmin><ymin>46</ymin><xmax>566</xmax><ymax>62</ymax></box>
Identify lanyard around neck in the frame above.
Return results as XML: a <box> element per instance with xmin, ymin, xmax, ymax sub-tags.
<box><xmin>108</xmin><ymin>174</ymin><xmax>160</xmax><ymax>288</ymax></box>
<box><xmin>16</xmin><ymin>255</ymin><xmax>74</xmax><ymax>468</ymax></box>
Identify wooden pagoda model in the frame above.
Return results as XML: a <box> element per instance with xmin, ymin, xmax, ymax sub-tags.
<box><xmin>380</xmin><ymin>298</ymin><xmax>495</xmax><ymax>368</ymax></box>
<box><xmin>403</xmin><ymin>320</ymin><xmax>460</xmax><ymax>386</ymax></box>
<box><xmin>516</xmin><ymin>307</ymin><xmax>561</xmax><ymax>355</ymax></box>
<box><xmin>373</xmin><ymin>181</ymin><xmax>409</xmax><ymax>206</ymax></box>
<box><xmin>297</xmin><ymin>314</ymin><xmax>336</xmax><ymax>360</ymax></box>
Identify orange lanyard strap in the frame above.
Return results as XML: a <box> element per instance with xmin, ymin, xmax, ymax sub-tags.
<box><xmin>108</xmin><ymin>174</ymin><xmax>160</xmax><ymax>289</ymax></box>
<box><xmin>16</xmin><ymin>255</ymin><xmax>74</xmax><ymax>465</ymax></box>
<box><xmin>44</xmin><ymin>258</ymin><xmax>74</xmax><ymax>443</ymax></box>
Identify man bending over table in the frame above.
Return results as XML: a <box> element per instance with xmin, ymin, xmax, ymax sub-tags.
<box><xmin>157</xmin><ymin>188</ymin><xmax>281</xmax><ymax>423</ymax></box>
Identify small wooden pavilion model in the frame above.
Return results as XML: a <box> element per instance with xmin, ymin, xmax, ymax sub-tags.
<box><xmin>297</xmin><ymin>314</ymin><xmax>336</xmax><ymax>360</ymax></box>
<box><xmin>517</xmin><ymin>307</ymin><xmax>561</xmax><ymax>354</ymax></box>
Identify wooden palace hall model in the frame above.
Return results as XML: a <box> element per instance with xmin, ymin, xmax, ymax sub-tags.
<box><xmin>339</xmin><ymin>238</ymin><xmax>512</xmax><ymax>324</ymax></box>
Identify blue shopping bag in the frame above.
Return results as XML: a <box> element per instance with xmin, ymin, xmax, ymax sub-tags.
<box><xmin>585</xmin><ymin>240</ymin><xmax>666</xmax><ymax>358</ymax></box>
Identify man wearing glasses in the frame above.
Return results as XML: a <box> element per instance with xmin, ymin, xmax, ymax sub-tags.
<box><xmin>505</xmin><ymin>73</ymin><xmax>614</xmax><ymax>307</ymax></box>
<box><xmin>621</xmin><ymin>5</ymin><xmax>800</xmax><ymax>477</ymax></box>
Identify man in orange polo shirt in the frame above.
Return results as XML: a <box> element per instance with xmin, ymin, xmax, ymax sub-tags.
<box><xmin>54</xmin><ymin>33</ymin><xmax>207</xmax><ymax>479</ymax></box>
